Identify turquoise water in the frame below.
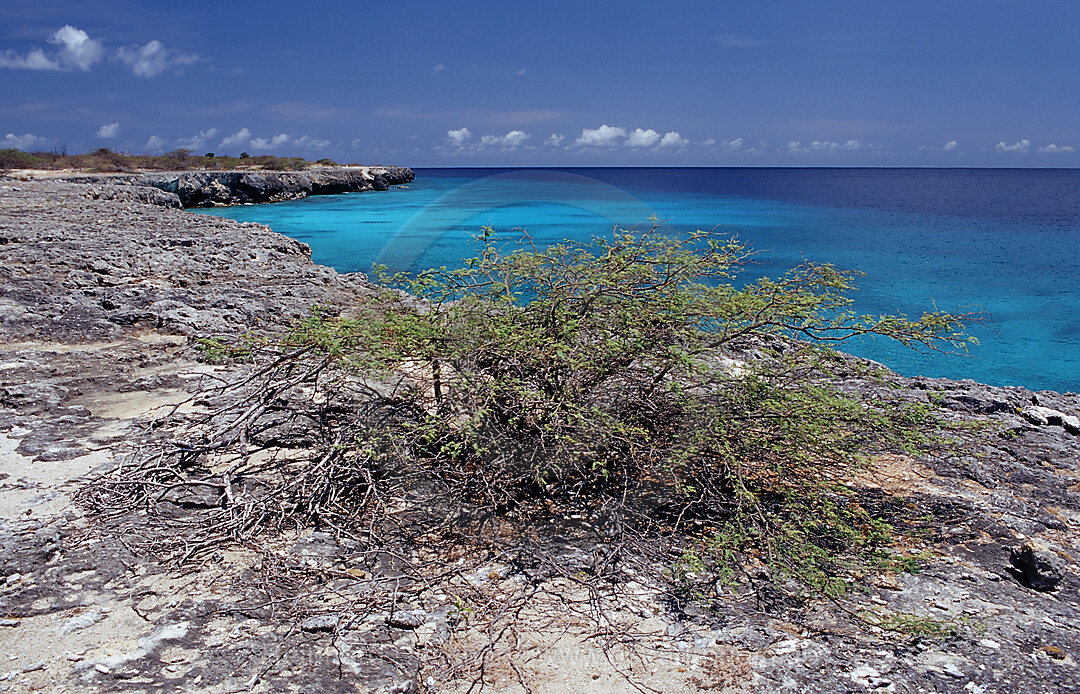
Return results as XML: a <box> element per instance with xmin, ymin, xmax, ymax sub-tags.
<box><xmin>194</xmin><ymin>168</ymin><xmax>1080</xmax><ymax>393</ymax></box>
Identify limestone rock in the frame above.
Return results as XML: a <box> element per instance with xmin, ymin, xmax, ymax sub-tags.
<box><xmin>300</xmin><ymin>614</ymin><xmax>339</xmax><ymax>632</ymax></box>
<box><xmin>136</xmin><ymin>167</ymin><xmax>414</xmax><ymax>207</ymax></box>
<box><xmin>1021</xmin><ymin>405</ymin><xmax>1080</xmax><ymax>434</ymax></box>
<box><xmin>387</xmin><ymin>610</ymin><xmax>426</xmax><ymax>629</ymax></box>
<box><xmin>1009</xmin><ymin>542</ymin><xmax>1066</xmax><ymax>591</ymax></box>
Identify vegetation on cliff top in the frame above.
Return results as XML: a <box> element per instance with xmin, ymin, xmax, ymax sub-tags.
<box><xmin>84</xmin><ymin>222</ymin><xmax>981</xmax><ymax>642</ymax></box>
<box><xmin>280</xmin><ymin>225</ymin><xmax>976</xmax><ymax>595</ymax></box>
<box><xmin>0</xmin><ymin>146</ymin><xmax>339</xmax><ymax>173</ymax></box>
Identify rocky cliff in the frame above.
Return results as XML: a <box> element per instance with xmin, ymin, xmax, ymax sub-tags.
<box><xmin>69</xmin><ymin>165</ymin><xmax>414</xmax><ymax>208</ymax></box>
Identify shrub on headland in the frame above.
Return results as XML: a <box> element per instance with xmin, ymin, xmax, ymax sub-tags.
<box><xmin>283</xmin><ymin>224</ymin><xmax>977</xmax><ymax>595</ymax></box>
<box><xmin>0</xmin><ymin>148</ymin><xmax>42</xmax><ymax>171</ymax></box>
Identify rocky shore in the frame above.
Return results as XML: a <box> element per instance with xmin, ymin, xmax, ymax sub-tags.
<box><xmin>61</xmin><ymin>165</ymin><xmax>414</xmax><ymax>208</ymax></box>
<box><xmin>0</xmin><ymin>176</ymin><xmax>1077</xmax><ymax>693</ymax></box>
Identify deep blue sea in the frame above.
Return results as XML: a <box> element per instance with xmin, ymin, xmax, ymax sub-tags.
<box><xmin>194</xmin><ymin>168</ymin><xmax>1080</xmax><ymax>393</ymax></box>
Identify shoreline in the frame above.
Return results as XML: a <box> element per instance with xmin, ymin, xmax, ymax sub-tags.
<box><xmin>48</xmin><ymin>165</ymin><xmax>415</xmax><ymax>208</ymax></box>
<box><xmin>0</xmin><ymin>175</ymin><xmax>1078</xmax><ymax>692</ymax></box>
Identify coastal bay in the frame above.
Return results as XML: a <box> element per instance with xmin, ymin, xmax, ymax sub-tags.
<box><xmin>199</xmin><ymin>167</ymin><xmax>1080</xmax><ymax>394</ymax></box>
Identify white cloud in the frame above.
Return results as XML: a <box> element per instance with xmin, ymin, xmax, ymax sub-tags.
<box><xmin>116</xmin><ymin>40</ymin><xmax>201</xmax><ymax>78</ymax></box>
<box><xmin>0</xmin><ymin>48</ymin><xmax>56</xmax><ymax>71</ymax></box>
<box><xmin>701</xmin><ymin>138</ymin><xmax>717</xmax><ymax>147</ymax></box>
<box><xmin>919</xmin><ymin>140</ymin><xmax>959</xmax><ymax>152</ymax></box>
<box><xmin>658</xmin><ymin>131</ymin><xmax>689</xmax><ymax>148</ymax></box>
<box><xmin>0</xmin><ymin>25</ymin><xmax>104</xmax><ymax>72</ymax></box>
<box><xmin>546</xmin><ymin>133</ymin><xmax>565</xmax><ymax>147</ymax></box>
<box><xmin>296</xmin><ymin>135</ymin><xmax>331</xmax><ymax>149</ymax></box>
<box><xmin>145</xmin><ymin>135</ymin><xmax>169</xmax><ymax>153</ymax></box>
<box><xmin>249</xmin><ymin>133</ymin><xmax>330</xmax><ymax>150</ymax></box>
<box><xmin>251</xmin><ymin>133</ymin><xmax>290</xmax><ymax>149</ymax></box>
<box><xmin>996</xmin><ymin>139</ymin><xmax>1030</xmax><ymax>153</ymax></box>
<box><xmin>811</xmin><ymin>139</ymin><xmax>864</xmax><ymax>152</ymax></box>
<box><xmin>51</xmin><ymin>25</ymin><xmax>103</xmax><ymax>70</ymax></box>
<box><xmin>221</xmin><ymin>128</ymin><xmax>252</xmax><ymax>148</ymax></box>
<box><xmin>575</xmin><ymin>124</ymin><xmax>626</xmax><ymax>147</ymax></box>
<box><xmin>723</xmin><ymin>137</ymin><xmax>744</xmax><ymax>151</ymax></box>
<box><xmin>3</xmin><ymin>133</ymin><xmax>47</xmax><ymax>150</ymax></box>
<box><xmin>626</xmin><ymin>128</ymin><xmax>660</xmax><ymax>148</ymax></box>
<box><xmin>177</xmin><ymin>128</ymin><xmax>220</xmax><ymax>150</ymax></box>
<box><xmin>479</xmin><ymin>130</ymin><xmax>530</xmax><ymax>149</ymax></box>
<box><xmin>96</xmin><ymin>122</ymin><xmax>120</xmax><ymax>139</ymax></box>
<box><xmin>447</xmin><ymin>127</ymin><xmax>471</xmax><ymax>147</ymax></box>
<box><xmin>432</xmin><ymin>64</ymin><xmax>446</xmax><ymax>75</ymax></box>
<box><xmin>790</xmin><ymin>139</ymin><xmax>864</xmax><ymax>154</ymax></box>
<box><xmin>515</xmin><ymin>67</ymin><xmax>527</xmax><ymax>76</ymax></box>
<box><xmin>1038</xmin><ymin>143</ymin><xmax>1075</xmax><ymax>154</ymax></box>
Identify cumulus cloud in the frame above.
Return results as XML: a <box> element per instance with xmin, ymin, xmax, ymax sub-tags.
<box><xmin>96</xmin><ymin>122</ymin><xmax>120</xmax><ymax>139</ymax></box>
<box><xmin>723</xmin><ymin>137</ymin><xmax>744</xmax><ymax>151</ymax></box>
<box><xmin>789</xmin><ymin>139</ymin><xmax>863</xmax><ymax>153</ymax></box>
<box><xmin>918</xmin><ymin>140</ymin><xmax>959</xmax><ymax>153</ymax></box>
<box><xmin>811</xmin><ymin>139</ymin><xmax>863</xmax><ymax>152</ymax></box>
<box><xmin>252</xmin><ymin>134</ymin><xmax>290</xmax><ymax>149</ymax></box>
<box><xmin>1038</xmin><ymin>143</ymin><xmax>1075</xmax><ymax>154</ymax></box>
<box><xmin>177</xmin><ymin>128</ymin><xmax>220</xmax><ymax>150</ymax></box>
<box><xmin>432</xmin><ymin>64</ymin><xmax>446</xmax><ymax>75</ymax></box>
<box><xmin>447</xmin><ymin>127</ymin><xmax>472</xmax><ymax>147</ymax></box>
<box><xmin>658</xmin><ymin>131</ymin><xmax>689</xmax><ymax>148</ymax></box>
<box><xmin>701</xmin><ymin>138</ymin><xmax>717</xmax><ymax>147</ymax></box>
<box><xmin>249</xmin><ymin>133</ymin><xmax>330</xmax><ymax>150</ymax></box>
<box><xmin>626</xmin><ymin>128</ymin><xmax>660</xmax><ymax>148</ymax></box>
<box><xmin>546</xmin><ymin>133</ymin><xmax>565</xmax><ymax>147</ymax></box>
<box><xmin>145</xmin><ymin>135</ymin><xmax>169</xmax><ymax>153</ymax></box>
<box><xmin>291</xmin><ymin>135</ymin><xmax>331</xmax><ymax>149</ymax></box>
<box><xmin>575</xmin><ymin>124</ymin><xmax>627</xmax><ymax>147</ymax></box>
<box><xmin>0</xmin><ymin>25</ymin><xmax>104</xmax><ymax>72</ymax></box>
<box><xmin>996</xmin><ymin>139</ymin><xmax>1030</xmax><ymax>153</ymax></box>
<box><xmin>479</xmin><ymin>130</ymin><xmax>530</xmax><ymax>149</ymax></box>
<box><xmin>3</xmin><ymin>132</ymin><xmax>47</xmax><ymax>150</ymax></box>
<box><xmin>220</xmin><ymin>128</ymin><xmax>251</xmax><ymax>148</ymax></box>
<box><xmin>115</xmin><ymin>40</ymin><xmax>201</xmax><ymax>78</ymax></box>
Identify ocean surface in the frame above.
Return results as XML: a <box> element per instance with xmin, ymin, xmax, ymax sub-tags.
<box><xmin>194</xmin><ymin>168</ymin><xmax>1080</xmax><ymax>393</ymax></box>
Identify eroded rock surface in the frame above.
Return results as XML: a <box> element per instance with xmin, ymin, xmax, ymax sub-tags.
<box><xmin>0</xmin><ymin>177</ymin><xmax>1078</xmax><ymax>693</ymax></box>
<box><xmin>63</xmin><ymin>166</ymin><xmax>415</xmax><ymax>208</ymax></box>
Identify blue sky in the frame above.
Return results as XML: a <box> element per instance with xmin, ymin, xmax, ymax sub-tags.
<box><xmin>1</xmin><ymin>1</ymin><xmax>1077</xmax><ymax>166</ymax></box>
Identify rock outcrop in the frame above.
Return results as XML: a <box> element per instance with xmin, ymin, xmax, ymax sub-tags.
<box><xmin>64</xmin><ymin>165</ymin><xmax>414</xmax><ymax>208</ymax></box>
<box><xmin>0</xmin><ymin>179</ymin><xmax>379</xmax><ymax>343</ymax></box>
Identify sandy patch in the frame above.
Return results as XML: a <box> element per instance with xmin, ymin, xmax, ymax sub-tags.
<box><xmin>0</xmin><ymin>434</ymin><xmax>109</xmax><ymax>518</ymax></box>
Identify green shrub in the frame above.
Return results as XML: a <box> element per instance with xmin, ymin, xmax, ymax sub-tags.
<box><xmin>0</xmin><ymin>148</ymin><xmax>43</xmax><ymax>170</ymax></box>
<box><xmin>290</xmin><ymin>225</ymin><xmax>975</xmax><ymax>589</ymax></box>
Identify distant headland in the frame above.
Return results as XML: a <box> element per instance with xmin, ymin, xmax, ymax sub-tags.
<box><xmin>0</xmin><ymin>146</ymin><xmax>414</xmax><ymax>207</ymax></box>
